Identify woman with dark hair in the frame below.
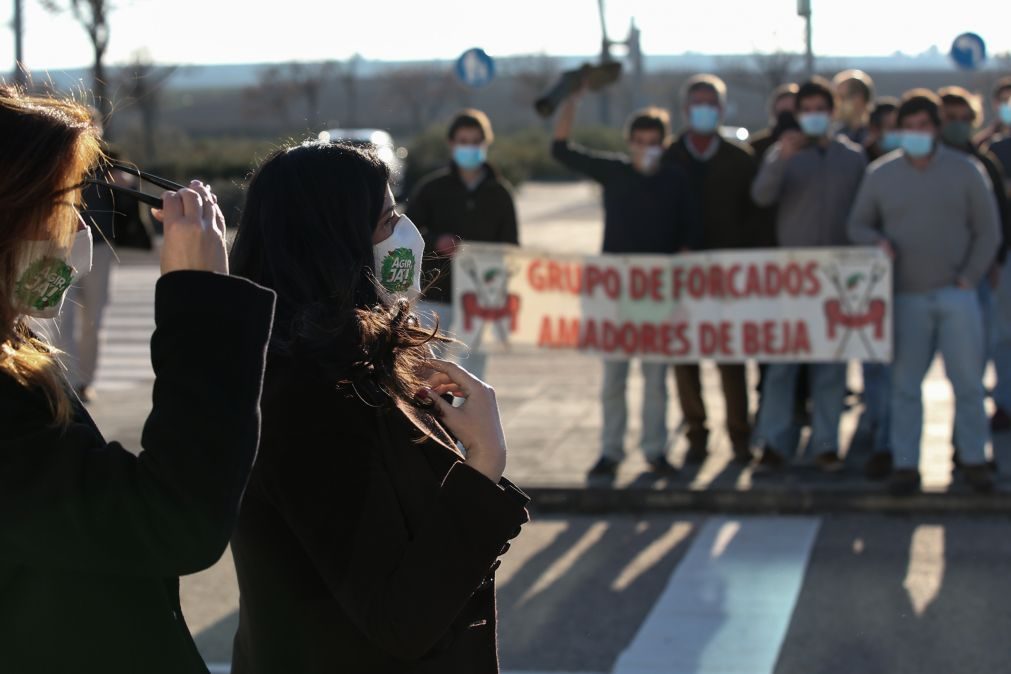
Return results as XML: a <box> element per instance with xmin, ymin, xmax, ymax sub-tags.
<box><xmin>228</xmin><ymin>140</ymin><xmax>528</xmax><ymax>674</ymax></box>
<box><xmin>0</xmin><ymin>87</ymin><xmax>276</xmax><ymax>673</ymax></box>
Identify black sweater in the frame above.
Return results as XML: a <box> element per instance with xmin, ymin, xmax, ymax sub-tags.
<box><xmin>0</xmin><ymin>272</ymin><xmax>275</xmax><ymax>674</ymax></box>
<box><xmin>230</xmin><ymin>357</ymin><xmax>529</xmax><ymax>674</ymax></box>
<box><xmin>551</xmin><ymin>139</ymin><xmax>701</xmax><ymax>253</ymax></box>
<box><xmin>664</xmin><ymin>134</ymin><xmax>759</xmax><ymax>250</ymax></box>
<box><xmin>406</xmin><ymin>164</ymin><xmax>519</xmax><ymax>304</ymax></box>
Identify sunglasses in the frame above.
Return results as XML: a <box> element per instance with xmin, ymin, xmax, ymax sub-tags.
<box><xmin>80</xmin><ymin>159</ymin><xmax>187</xmax><ymax>209</ymax></box>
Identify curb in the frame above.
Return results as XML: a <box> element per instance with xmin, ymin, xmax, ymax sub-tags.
<box><xmin>522</xmin><ymin>485</ymin><xmax>1011</xmax><ymax>515</ymax></box>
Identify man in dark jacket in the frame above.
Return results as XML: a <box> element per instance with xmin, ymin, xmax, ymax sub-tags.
<box><xmin>663</xmin><ymin>73</ymin><xmax>756</xmax><ymax>465</ymax></box>
<box><xmin>407</xmin><ymin>109</ymin><xmax>519</xmax><ymax>381</ymax></box>
<box><xmin>939</xmin><ymin>86</ymin><xmax>1011</xmax><ymax>435</ymax></box>
<box><xmin>552</xmin><ymin>85</ymin><xmax>700</xmax><ymax>479</ymax></box>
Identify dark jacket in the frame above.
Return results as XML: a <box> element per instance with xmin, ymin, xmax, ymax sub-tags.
<box><xmin>551</xmin><ymin>139</ymin><xmax>701</xmax><ymax>253</ymax></box>
<box><xmin>749</xmin><ymin>127</ymin><xmax>782</xmax><ymax>248</ymax></box>
<box><xmin>407</xmin><ymin>164</ymin><xmax>519</xmax><ymax>304</ymax></box>
<box><xmin>664</xmin><ymin>134</ymin><xmax>758</xmax><ymax>250</ymax></box>
<box><xmin>965</xmin><ymin>141</ymin><xmax>1011</xmax><ymax>264</ymax></box>
<box><xmin>0</xmin><ymin>272</ymin><xmax>276</xmax><ymax>674</ymax></box>
<box><xmin>230</xmin><ymin>356</ymin><xmax>529</xmax><ymax>674</ymax></box>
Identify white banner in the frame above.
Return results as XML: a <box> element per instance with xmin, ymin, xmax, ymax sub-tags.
<box><xmin>450</xmin><ymin>244</ymin><xmax>892</xmax><ymax>363</ymax></box>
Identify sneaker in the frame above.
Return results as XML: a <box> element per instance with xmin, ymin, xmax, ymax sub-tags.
<box><xmin>684</xmin><ymin>444</ymin><xmax>708</xmax><ymax>465</ymax></box>
<box><xmin>755</xmin><ymin>448</ymin><xmax>786</xmax><ymax>471</ymax></box>
<box><xmin>992</xmin><ymin>408</ymin><xmax>1011</xmax><ymax>433</ymax></box>
<box><xmin>587</xmin><ymin>456</ymin><xmax>619</xmax><ymax>479</ymax></box>
<box><xmin>962</xmin><ymin>463</ymin><xmax>995</xmax><ymax>493</ymax></box>
<box><xmin>814</xmin><ymin>451</ymin><xmax>844</xmax><ymax>473</ymax></box>
<box><xmin>864</xmin><ymin>451</ymin><xmax>893</xmax><ymax>481</ymax></box>
<box><xmin>732</xmin><ymin>445</ymin><xmax>754</xmax><ymax>465</ymax></box>
<box><xmin>647</xmin><ymin>455</ymin><xmax>680</xmax><ymax>477</ymax></box>
<box><xmin>888</xmin><ymin>469</ymin><xmax>921</xmax><ymax>496</ymax></box>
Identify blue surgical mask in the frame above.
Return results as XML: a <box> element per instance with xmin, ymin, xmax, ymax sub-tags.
<box><xmin>452</xmin><ymin>145</ymin><xmax>487</xmax><ymax>170</ymax></box>
<box><xmin>1000</xmin><ymin>103</ymin><xmax>1011</xmax><ymax>126</ymax></box>
<box><xmin>798</xmin><ymin>112</ymin><xmax>831</xmax><ymax>137</ymax></box>
<box><xmin>901</xmin><ymin>131</ymin><xmax>935</xmax><ymax>158</ymax></box>
<box><xmin>880</xmin><ymin>131</ymin><xmax>903</xmax><ymax>152</ymax></box>
<box><xmin>688</xmin><ymin>105</ymin><xmax>720</xmax><ymax>134</ymax></box>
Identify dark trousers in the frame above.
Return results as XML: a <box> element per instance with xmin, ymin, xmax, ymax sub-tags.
<box><xmin>673</xmin><ymin>364</ymin><xmax>751</xmax><ymax>450</ymax></box>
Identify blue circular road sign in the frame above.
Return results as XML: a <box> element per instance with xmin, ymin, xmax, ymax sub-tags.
<box><xmin>456</xmin><ymin>48</ymin><xmax>495</xmax><ymax>88</ymax></box>
<box><xmin>950</xmin><ymin>32</ymin><xmax>987</xmax><ymax>70</ymax></box>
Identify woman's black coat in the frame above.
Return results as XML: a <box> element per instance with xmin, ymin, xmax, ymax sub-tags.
<box><xmin>229</xmin><ymin>354</ymin><xmax>529</xmax><ymax>674</ymax></box>
<box><xmin>0</xmin><ymin>272</ymin><xmax>276</xmax><ymax>674</ymax></box>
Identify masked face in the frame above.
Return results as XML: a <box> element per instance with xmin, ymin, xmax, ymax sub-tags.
<box><xmin>13</xmin><ymin>225</ymin><xmax>93</xmax><ymax>319</ymax></box>
<box><xmin>688</xmin><ymin>105</ymin><xmax>720</xmax><ymax>134</ymax></box>
<box><xmin>373</xmin><ymin>214</ymin><xmax>424</xmax><ymax>299</ymax></box>
<box><xmin>941</xmin><ymin>120</ymin><xmax>974</xmax><ymax>147</ymax></box>
<box><xmin>452</xmin><ymin>144</ymin><xmax>487</xmax><ymax>170</ymax></box>
<box><xmin>880</xmin><ymin>130</ymin><xmax>903</xmax><ymax>152</ymax></box>
<box><xmin>798</xmin><ymin>112</ymin><xmax>831</xmax><ymax>137</ymax></box>
<box><xmin>901</xmin><ymin>131</ymin><xmax>935</xmax><ymax>158</ymax></box>
<box><xmin>1000</xmin><ymin>102</ymin><xmax>1011</xmax><ymax>126</ymax></box>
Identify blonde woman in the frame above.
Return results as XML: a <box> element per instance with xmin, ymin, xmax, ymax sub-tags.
<box><xmin>0</xmin><ymin>86</ymin><xmax>275</xmax><ymax>673</ymax></box>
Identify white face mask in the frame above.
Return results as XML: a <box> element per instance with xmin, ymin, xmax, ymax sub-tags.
<box><xmin>12</xmin><ymin>227</ymin><xmax>93</xmax><ymax>319</ymax></box>
<box><xmin>633</xmin><ymin>145</ymin><xmax>663</xmax><ymax>173</ymax></box>
<box><xmin>373</xmin><ymin>214</ymin><xmax>424</xmax><ymax>300</ymax></box>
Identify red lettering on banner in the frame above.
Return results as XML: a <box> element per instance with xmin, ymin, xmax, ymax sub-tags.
<box><xmin>461</xmin><ymin>293</ymin><xmax>521</xmax><ymax>332</ymax></box>
<box><xmin>745</xmin><ymin>265</ymin><xmax>762</xmax><ymax>296</ymax></box>
<box><xmin>824</xmin><ymin>299</ymin><xmax>886</xmax><ymax>339</ymax></box>
<box><xmin>641</xmin><ymin>323</ymin><xmax>658</xmax><ymax>353</ymax></box>
<box><xmin>727</xmin><ymin>265</ymin><xmax>743</xmax><ymax>298</ymax></box>
<box><xmin>742</xmin><ymin>320</ymin><xmax>812</xmax><ymax>356</ymax></box>
<box><xmin>803</xmin><ymin>261</ymin><xmax>822</xmax><ymax>295</ymax></box>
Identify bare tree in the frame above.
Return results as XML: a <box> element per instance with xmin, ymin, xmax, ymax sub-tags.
<box><xmin>507</xmin><ymin>53</ymin><xmax>561</xmax><ymax>109</ymax></box>
<box><xmin>720</xmin><ymin>50</ymin><xmax>804</xmax><ymax>96</ymax></box>
<box><xmin>335</xmin><ymin>53</ymin><xmax>363</xmax><ymax>127</ymax></box>
<box><xmin>41</xmin><ymin>0</ymin><xmax>112</xmax><ymax>128</ymax></box>
<box><xmin>119</xmin><ymin>50</ymin><xmax>175</xmax><ymax>161</ymax></box>
<box><xmin>243</xmin><ymin>61</ymin><xmax>335</xmax><ymax>131</ymax></box>
<box><xmin>382</xmin><ymin>63</ymin><xmax>460</xmax><ymax>134</ymax></box>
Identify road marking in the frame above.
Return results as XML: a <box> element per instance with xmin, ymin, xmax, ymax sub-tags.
<box><xmin>516</xmin><ymin>521</ymin><xmax>609</xmax><ymax>607</ymax></box>
<box><xmin>209</xmin><ymin>667</ymin><xmax>601</xmax><ymax>674</ymax></box>
<box><xmin>611</xmin><ymin>522</ymin><xmax>694</xmax><ymax>592</ymax></box>
<box><xmin>612</xmin><ymin>516</ymin><xmax>821</xmax><ymax>674</ymax></box>
<box><xmin>904</xmin><ymin>524</ymin><xmax>945</xmax><ymax>616</ymax></box>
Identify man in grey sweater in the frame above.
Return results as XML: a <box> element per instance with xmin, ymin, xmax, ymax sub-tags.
<box><xmin>847</xmin><ymin>90</ymin><xmax>1000</xmax><ymax>495</ymax></box>
<box><xmin>751</xmin><ymin>78</ymin><xmax>867</xmax><ymax>472</ymax></box>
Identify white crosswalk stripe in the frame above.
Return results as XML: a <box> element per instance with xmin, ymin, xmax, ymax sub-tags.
<box><xmin>92</xmin><ymin>265</ymin><xmax>158</xmax><ymax>392</ymax></box>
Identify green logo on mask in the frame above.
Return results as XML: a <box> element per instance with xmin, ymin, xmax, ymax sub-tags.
<box><xmin>381</xmin><ymin>248</ymin><xmax>416</xmax><ymax>292</ymax></box>
<box><xmin>14</xmin><ymin>257</ymin><xmax>74</xmax><ymax>310</ymax></box>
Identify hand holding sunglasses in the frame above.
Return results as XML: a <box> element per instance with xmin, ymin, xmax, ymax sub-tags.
<box><xmin>79</xmin><ymin>160</ymin><xmax>228</xmax><ymax>275</ymax></box>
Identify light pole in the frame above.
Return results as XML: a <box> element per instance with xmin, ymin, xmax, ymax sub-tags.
<box><xmin>597</xmin><ymin>0</ymin><xmax>613</xmax><ymax>125</ymax></box>
<box><xmin>13</xmin><ymin>0</ymin><xmax>27</xmax><ymax>86</ymax></box>
<box><xmin>798</xmin><ymin>0</ymin><xmax>814</xmax><ymax>77</ymax></box>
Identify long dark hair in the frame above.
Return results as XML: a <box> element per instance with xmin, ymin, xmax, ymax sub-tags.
<box><xmin>230</xmin><ymin>140</ymin><xmax>445</xmax><ymax>407</ymax></box>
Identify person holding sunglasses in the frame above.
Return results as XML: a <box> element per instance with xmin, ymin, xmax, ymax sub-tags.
<box><xmin>0</xmin><ymin>87</ymin><xmax>276</xmax><ymax>672</ymax></box>
<box><xmin>228</xmin><ymin>140</ymin><xmax>528</xmax><ymax>674</ymax></box>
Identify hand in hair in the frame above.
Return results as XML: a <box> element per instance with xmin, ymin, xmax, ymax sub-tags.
<box><xmin>153</xmin><ymin>180</ymin><xmax>229</xmax><ymax>275</ymax></box>
<box><xmin>418</xmin><ymin>359</ymin><xmax>507</xmax><ymax>483</ymax></box>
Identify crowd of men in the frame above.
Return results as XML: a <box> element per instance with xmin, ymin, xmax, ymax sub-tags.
<box><xmin>408</xmin><ymin>70</ymin><xmax>1011</xmax><ymax>496</ymax></box>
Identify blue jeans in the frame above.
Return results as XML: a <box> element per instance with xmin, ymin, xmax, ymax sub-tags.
<box><xmin>601</xmin><ymin>359</ymin><xmax>669</xmax><ymax>462</ymax></box>
<box><xmin>862</xmin><ymin>362</ymin><xmax>892</xmax><ymax>452</ymax></box>
<box><xmin>415</xmin><ymin>300</ymin><xmax>487</xmax><ymax>381</ymax></box>
<box><xmin>991</xmin><ymin>257</ymin><xmax>1011</xmax><ymax>412</ymax></box>
<box><xmin>890</xmin><ymin>288</ymin><xmax>988</xmax><ymax>470</ymax></box>
<box><xmin>754</xmin><ymin>362</ymin><xmax>847</xmax><ymax>456</ymax></box>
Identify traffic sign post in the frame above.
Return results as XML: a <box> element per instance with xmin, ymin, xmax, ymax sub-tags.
<box><xmin>456</xmin><ymin>48</ymin><xmax>495</xmax><ymax>88</ymax></box>
<box><xmin>950</xmin><ymin>32</ymin><xmax>987</xmax><ymax>70</ymax></box>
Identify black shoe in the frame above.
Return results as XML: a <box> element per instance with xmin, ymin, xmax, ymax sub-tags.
<box><xmin>888</xmin><ymin>469</ymin><xmax>921</xmax><ymax>496</ymax></box>
<box><xmin>647</xmin><ymin>455</ymin><xmax>680</xmax><ymax>477</ymax></box>
<box><xmin>814</xmin><ymin>451</ymin><xmax>844</xmax><ymax>473</ymax></box>
<box><xmin>684</xmin><ymin>444</ymin><xmax>708</xmax><ymax>465</ymax></box>
<box><xmin>962</xmin><ymin>463</ymin><xmax>995</xmax><ymax>493</ymax></box>
<box><xmin>864</xmin><ymin>451</ymin><xmax>893</xmax><ymax>481</ymax></box>
<box><xmin>732</xmin><ymin>445</ymin><xmax>754</xmax><ymax>465</ymax></box>
<box><xmin>992</xmin><ymin>407</ymin><xmax>1011</xmax><ymax>433</ymax></box>
<box><xmin>588</xmin><ymin>456</ymin><xmax>619</xmax><ymax>479</ymax></box>
<box><xmin>756</xmin><ymin>448</ymin><xmax>786</xmax><ymax>471</ymax></box>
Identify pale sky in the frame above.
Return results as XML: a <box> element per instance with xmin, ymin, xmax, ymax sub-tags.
<box><xmin>3</xmin><ymin>0</ymin><xmax>1011</xmax><ymax>70</ymax></box>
